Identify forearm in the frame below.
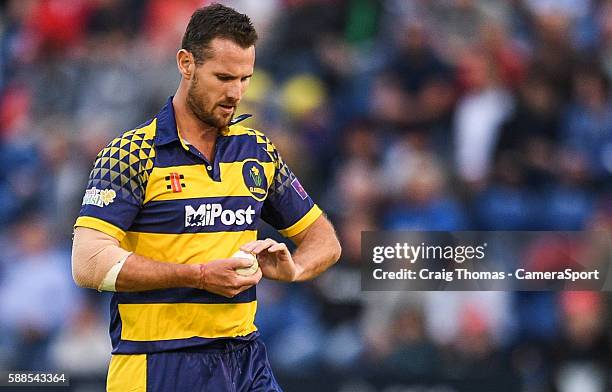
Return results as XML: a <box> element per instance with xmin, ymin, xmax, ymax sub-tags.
<box><xmin>114</xmin><ymin>253</ymin><xmax>199</xmax><ymax>292</ymax></box>
<box><xmin>72</xmin><ymin>227</ymin><xmax>200</xmax><ymax>292</ymax></box>
<box><xmin>291</xmin><ymin>217</ymin><xmax>342</xmax><ymax>281</ymax></box>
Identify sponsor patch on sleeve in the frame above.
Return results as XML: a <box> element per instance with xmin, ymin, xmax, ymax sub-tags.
<box><xmin>82</xmin><ymin>188</ymin><xmax>116</xmax><ymax>207</ymax></box>
<box><xmin>291</xmin><ymin>178</ymin><xmax>308</xmax><ymax>200</ymax></box>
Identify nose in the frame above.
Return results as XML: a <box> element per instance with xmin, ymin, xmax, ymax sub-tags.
<box><xmin>226</xmin><ymin>80</ymin><xmax>242</xmax><ymax>103</ymax></box>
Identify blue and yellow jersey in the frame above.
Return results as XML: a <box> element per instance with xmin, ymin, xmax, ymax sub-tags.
<box><xmin>75</xmin><ymin>97</ymin><xmax>322</xmax><ymax>354</ymax></box>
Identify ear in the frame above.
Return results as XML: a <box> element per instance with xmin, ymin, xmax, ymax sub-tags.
<box><xmin>177</xmin><ymin>49</ymin><xmax>195</xmax><ymax>80</ymax></box>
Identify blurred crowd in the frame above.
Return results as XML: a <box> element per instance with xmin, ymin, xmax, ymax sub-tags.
<box><xmin>1</xmin><ymin>0</ymin><xmax>612</xmax><ymax>391</ymax></box>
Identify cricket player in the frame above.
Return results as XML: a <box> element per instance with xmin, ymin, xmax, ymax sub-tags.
<box><xmin>71</xmin><ymin>4</ymin><xmax>341</xmax><ymax>391</ymax></box>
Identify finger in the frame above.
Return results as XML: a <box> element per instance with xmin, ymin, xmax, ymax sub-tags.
<box><xmin>234</xmin><ymin>270</ymin><xmax>261</xmax><ymax>287</ymax></box>
<box><xmin>221</xmin><ymin>291</ymin><xmax>236</xmax><ymax>299</ymax></box>
<box><xmin>228</xmin><ymin>257</ymin><xmax>257</xmax><ymax>269</ymax></box>
<box><xmin>236</xmin><ymin>268</ymin><xmax>262</xmax><ymax>289</ymax></box>
<box><xmin>251</xmin><ymin>239</ymin><xmax>277</xmax><ymax>255</ymax></box>
<box><xmin>253</xmin><ymin>267</ymin><xmax>262</xmax><ymax>282</ymax></box>
<box><xmin>267</xmin><ymin>242</ymin><xmax>288</xmax><ymax>253</ymax></box>
<box><xmin>234</xmin><ymin>272</ymin><xmax>261</xmax><ymax>295</ymax></box>
<box><xmin>243</xmin><ymin>240</ymin><xmax>269</xmax><ymax>254</ymax></box>
<box><xmin>234</xmin><ymin>285</ymin><xmax>253</xmax><ymax>296</ymax></box>
<box><xmin>212</xmin><ymin>257</ymin><xmax>253</xmax><ymax>270</ymax></box>
<box><xmin>240</xmin><ymin>240</ymin><xmax>263</xmax><ymax>253</ymax></box>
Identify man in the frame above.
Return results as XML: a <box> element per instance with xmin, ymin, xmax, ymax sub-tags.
<box><xmin>71</xmin><ymin>4</ymin><xmax>341</xmax><ymax>391</ymax></box>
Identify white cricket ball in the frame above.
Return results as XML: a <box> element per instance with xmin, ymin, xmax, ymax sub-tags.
<box><xmin>232</xmin><ymin>250</ymin><xmax>259</xmax><ymax>276</ymax></box>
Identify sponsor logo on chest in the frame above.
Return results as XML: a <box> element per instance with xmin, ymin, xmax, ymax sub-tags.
<box><xmin>185</xmin><ymin>204</ymin><xmax>255</xmax><ymax>227</ymax></box>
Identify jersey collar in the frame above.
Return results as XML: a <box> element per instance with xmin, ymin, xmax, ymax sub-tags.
<box><xmin>155</xmin><ymin>96</ymin><xmax>252</xmax><ymax>146</ymax></box>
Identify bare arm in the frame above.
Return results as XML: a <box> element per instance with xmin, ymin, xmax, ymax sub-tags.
<box><xmin>241</xmin><ymin>214</ymin><xmax>342</xmax><ymax>282</ymax></box>
<box><xmin>114</xmin><ymin>253</ymin><xmax>199</xmax><ymax>292</ymax></box>
<box><xmin>289</xmin><ymin>214</ymin><xmax>342</xmax><ymax>281</ymax></box>
<box><xmin>72</xmin><ymin>227</ymin><xmax>261</xmax><ymax>296</ymax></box>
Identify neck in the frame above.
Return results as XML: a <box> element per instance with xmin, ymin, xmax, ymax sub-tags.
<box><xmin>172</xmin><ymin>86</ymin><xmax>218</xmax><ymax>145</ymax></box>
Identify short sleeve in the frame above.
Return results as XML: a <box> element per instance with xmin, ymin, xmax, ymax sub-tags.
<box><xmin>74</xmin><ymin>128</ymin><xmax>156</xmax><ymax>241</ymax></box>
<box><xmin>260</xmin><ymin>140</ymin><xmax>322</xmax><ymax>237</ymax></box>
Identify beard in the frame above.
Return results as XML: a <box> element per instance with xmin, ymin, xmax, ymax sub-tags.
<box><xmin>186</xmin><ymin>74</ymin><xmax>234</xmax><ymax>129</ymax></box>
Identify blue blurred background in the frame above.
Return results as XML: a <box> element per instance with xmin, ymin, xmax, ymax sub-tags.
<box><xmin>0</xmin><ymin>0</ymin><xmax>611</xmax><ymax>391</ymax></box>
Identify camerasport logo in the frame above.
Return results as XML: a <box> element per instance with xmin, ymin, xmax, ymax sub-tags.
<box><xmin>185</xmin><ymin>204</ymin><xmax>255</xmax><ymax>227</ymax></box>
<box><xmin>82</xmin><ymin>188</ymin><xmax>116</xmax><ymax>207</ymax></box>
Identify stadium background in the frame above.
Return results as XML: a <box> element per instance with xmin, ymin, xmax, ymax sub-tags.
<box><xmin>1</xmin><ymin>0</ymin><xmax>611</xmax><ymax>391</ymax></box>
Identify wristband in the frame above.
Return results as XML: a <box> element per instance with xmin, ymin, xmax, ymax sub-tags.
<box><xmin>97</xmin><ymin>252</ymin><xmax>132</xmax><ymax>292</ymax></box>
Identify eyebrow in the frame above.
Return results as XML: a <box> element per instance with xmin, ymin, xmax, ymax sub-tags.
<box><xmin>215</xmin><ymin>73</ymin><xmax>253</xmax><ymax>79</ymax></box>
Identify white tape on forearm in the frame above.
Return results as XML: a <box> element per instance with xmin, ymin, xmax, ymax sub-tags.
<box><xmin>98</xmin><ymin>252</ymin><xmax>132</xmax><ymax>292</ymax></box>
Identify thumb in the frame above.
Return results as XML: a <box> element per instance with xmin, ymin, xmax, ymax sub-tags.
<box><xmin>229</xmin><ymin>256</ymin><xmax>256</xmax><ymax>268</ymax></box>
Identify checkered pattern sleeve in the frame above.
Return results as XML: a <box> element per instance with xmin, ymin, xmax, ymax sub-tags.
<box><xmin>258</xmin><ymin>135</ymin><xmax>322</xmax><ymax>238</ymax></box>
<box><xmin>75</xmin><ymin>126</ymin><xmax>156</xmax><ymax>241</ymax></box>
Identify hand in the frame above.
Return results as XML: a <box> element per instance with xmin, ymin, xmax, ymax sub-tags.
<box><xmin>195</xmin><ymin>258</ymin><xmax>262</xmax><ymax>298</ymax></box>
<box><xmin>241</xmin><ymin>239</ymin><xmax>301</xmax><ymax>282</ymax></box>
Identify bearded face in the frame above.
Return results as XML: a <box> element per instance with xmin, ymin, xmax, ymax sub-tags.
<box><xmin>184</xmin><ymin>38</ymin><xmax>255</xmax><ymax>131</ymax></box>
<box><xmin>186</xmin><ymin>72</ymin><xmax>235</xmax><ymax>129</ymax></box>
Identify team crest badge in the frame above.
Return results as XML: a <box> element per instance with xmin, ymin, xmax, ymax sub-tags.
<box><xmin>242</xmin><ymin>160</ymin><xmax>267</xmax><ymax>201</ymax></box>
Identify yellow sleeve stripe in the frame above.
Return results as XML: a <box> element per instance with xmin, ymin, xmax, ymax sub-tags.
<box><xmin>279</xmin><ymin>204</ymin><xmax>323</xmax><ymax>238</ymax></box>
<box><xmin>75</xmin><ymin>216</ymin><xmax>126</xmax><ymax>241</ymax></box>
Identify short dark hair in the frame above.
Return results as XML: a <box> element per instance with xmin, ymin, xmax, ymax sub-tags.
<box><xmin>181</xmin><ymin>4</ymin><xmax>258</xmax><ymax>63</ymax></box>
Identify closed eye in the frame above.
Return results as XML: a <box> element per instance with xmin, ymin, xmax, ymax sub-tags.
<box><xmin>216</xmin><ymin>74</ymin><xmax>252</xmax><ymax>82</ymax></box>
